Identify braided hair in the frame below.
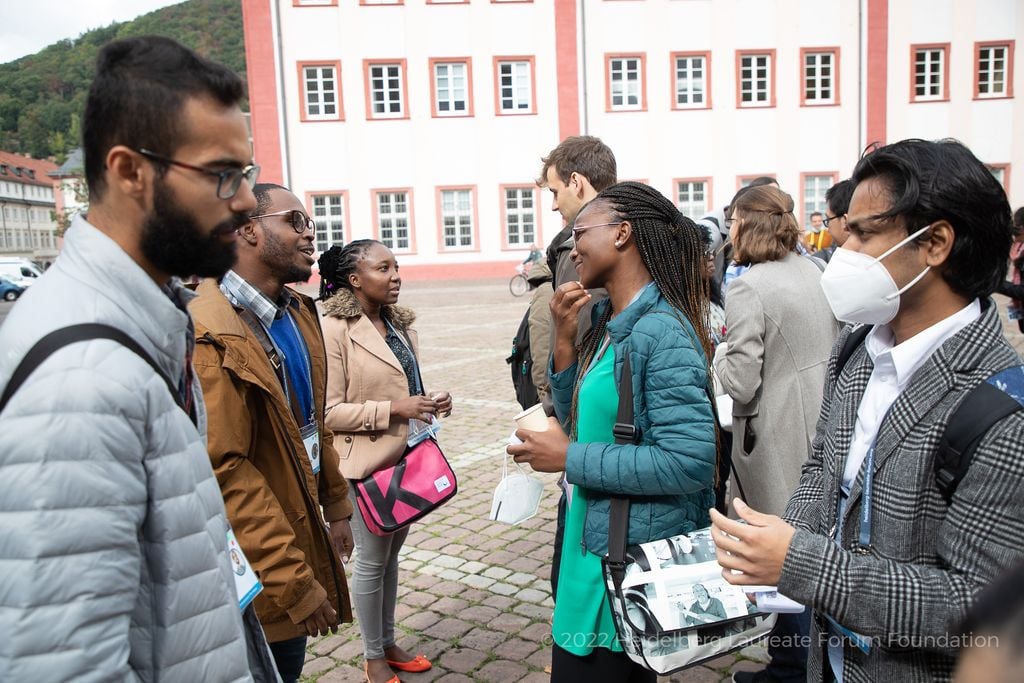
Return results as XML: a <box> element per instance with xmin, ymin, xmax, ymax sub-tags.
<box><xmin>317</xmin><ymin>239</ymin><xmax>383</xmax><ymax>301</ymax></box>
<box><xmin>569</xmin><ymin>182</ymin><xmax>716</xmax><ymax>462</ymax></box>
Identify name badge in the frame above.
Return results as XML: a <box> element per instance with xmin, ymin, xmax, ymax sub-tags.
<box><xmin>226</xmin><ymin>526</ymin><xmax>262</xmax><ymax>610</ymax></box>
<box><xmin>300</xmin><ymin>421</ymin><xmax>321</xmax><ymax>474</ymax></box>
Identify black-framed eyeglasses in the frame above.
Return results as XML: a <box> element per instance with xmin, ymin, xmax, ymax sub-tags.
<box><xmin>137</xmin><ymin>148</ymin><xmax>260</xmax><ymax>200</ymax></box>
<box><xmin>571</xmin><ymin>221</ymin><xmax>620</xmax><ymax>241</ymax></box>
<box><xmin>822</xmin><ymin>213</ymin><xmax>845</xmax><ymax>228</ymax></box>
<box><xmin>250</xmin><ymin>209</ymin><xmax>316</xmax><ymax>234</ymax></box>
<box><xmin>724</xmin><ymin>218</ymin><xmax>740</xmax><ymax>228</ymax></box>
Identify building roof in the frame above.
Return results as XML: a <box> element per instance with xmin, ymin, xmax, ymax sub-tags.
<box><xmin>48</xmin><ymin>148</ymin><xmax>84</xmax><ymax>178</ymax></box>
<box><xmin>0</xmin><ymin>151</ymin><xmax>59</xmax><ymax>187</ymax></box>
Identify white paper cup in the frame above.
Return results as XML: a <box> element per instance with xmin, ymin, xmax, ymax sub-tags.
<box><xmin>514</xmin><ymin>404</ymin><xmax>549</xmax><ymax>431</ymax></box>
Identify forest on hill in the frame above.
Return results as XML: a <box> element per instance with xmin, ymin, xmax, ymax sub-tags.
<box><xmin>0</xmin><ymin>0</ymin><xmax>246</xmax><ymax>162</ymax></box>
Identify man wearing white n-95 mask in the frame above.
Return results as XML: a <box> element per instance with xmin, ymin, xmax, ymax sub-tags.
<box><xmin>708</xmin><ymin>139</ymin><xmax>1024</xmax><ymax>683</ymax></box>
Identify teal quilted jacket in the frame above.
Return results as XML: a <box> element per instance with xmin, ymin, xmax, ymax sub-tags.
<box><xmin>550</xmin><ymin>284</ymin><xmax>717</xmax><ymax>556</ymax></box>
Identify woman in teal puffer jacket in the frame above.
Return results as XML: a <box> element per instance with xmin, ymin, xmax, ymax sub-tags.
<box><xmin>509</xmin><ymin>181</ymin><xmax>718</xmax><ymax>682</ymax></box>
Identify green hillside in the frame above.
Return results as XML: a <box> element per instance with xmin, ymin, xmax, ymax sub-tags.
<box><xmin>0</xmin><ymin>0</ymin><xmax>246</xmax><ymax>162</ymax></box>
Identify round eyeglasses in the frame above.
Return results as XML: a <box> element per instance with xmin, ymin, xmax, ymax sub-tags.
<box><xmin>250</xmin><ymin>209</ymin><xmax>316</xmax><ymax>234</ymax></box>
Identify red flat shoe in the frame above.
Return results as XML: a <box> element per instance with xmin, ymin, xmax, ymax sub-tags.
<box><xmin>364</xmin><ymin>662</ymin><xmax>400</xmax><ymax>683</ymax></box>
<box><xmin>385</xmin><ymin>654</ymin><xmax>432</xmax><ymax>673</ymax></box>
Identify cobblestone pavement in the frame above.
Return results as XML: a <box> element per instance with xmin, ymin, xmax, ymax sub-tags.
<box><xmin>296</xmin><ymin>279</ymin><xmax>1024</xmax><ymax>683</ymax></box>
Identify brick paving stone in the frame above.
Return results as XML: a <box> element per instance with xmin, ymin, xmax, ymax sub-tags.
<box><xmin>438</xmin><ymin>568</ymin><xmax>467</xmax><ymax>582</ymax></box>
<box><xmin>481</xmin><ymin>594</ymin><xmax>517</xmax><ymax>610</ymax></box>
<box><xmin>423</xmin><ymin>617</ymin><xmax>474</xmax><ymax>641</ymax></box>
<box><xmin>302</xmin><ymin>656</ymin><xmax>336</xmax><ymax>676</ymax></box>
<box><xmin>474</xmin><ymin>659</ymin><xmax>529</xmax><ymax>682</ymax></box>
<box><xmin>310</xmin><ymin>634</ymin><xmax>347</xmax><ymax>656</ymax></box>
<box><xmin>459</xmin><ymin>627</ymin><xmax>508</xmax><ymax>651</ymax></box>
<box><xmin>504</xmin><ymin>556</ymin><xmax>545</xmax><ymax>574</ymax></box>
<box><xmin>489</xmin><ymin>581</ymin><xmax>519</xmax><ymax>596</ymax></box>
<box><xmin>404</xmin><ymin>590</ymin><xmax>441</xmax><ymax>608</ymax></box>
<box><xmin>314</xmin><ymin>664</ymin><xmax>368</xmax><ymax>682</ymax></box>
<box><xmin>512</xmin><ymin>603</ymin><xmax>552</xmax><ymax>621</ymax></box>
<box><xmin>525</xmin><ymin>647</ymin><xmax>552</xmax><ymax>671</ymax></box>
<box><xmin>481</xmin><ymin>566</ymin><xmax>513</xmax><ymax>580</ymax></box>
<box><xmin>408</xmin><ymin>574</ymin><xmax>443</xmax><ymax>590</ymax></box>
<box><xmin>433</xmin><ymin>555</ymin><xmax>467</xmax><ymax>569</ymax></box>
<box><xmin>488</xmin><ymin>612</ymin><xmax>532</xmax><ymax>634</ymax></box>
<box><xmin>518</xmin><ymin>621</ymin><xmax>552</xmax><ymax>643</ymax></box>
<box><xmin>433</xmin><ymin>580</ymin><xmax>470</xmax><ymax>597</ymax></box>
<box><xmin>437</xmin><ymin>647</ymin><xmax>488</xmax><ymax>674</ymax></box>
<box><xmin>519</xmin><ymin>673</ymin><xmax>554</xmax><ymax>683</ymax></box>
<box><xmin>403</xmin><ymin>610</ymin><xmax>443</xmax><ymax>631</ymax></box>
<box><xmin>408</xmin><ymin>549</ymin><xmax>440</xmax><ymax>562</ymax></box>
<box><xmin>514</xmin><ymin>588</ymin><xmax>549</xmax><ymax>604</ymax></box>
<box><xmin>506</xmin><ymin>571</ymin><xmax>536</xmax><ymax>586</ymax></box>
<box><xmin>417</xmin><ymin>536</ymin><xmax>450</xmax><ymax>551</ymax></box>
<box><xmin>460</xmin><ymin>549</ymin><xmax>487</xmax><ymax>562</ymax></box>
<box><xmin>493</xmin><ymin>637</ymin><xmax>540</xmax><ymax>661</ymax></box>
<box><xmin>399</xmin><ymin>670</ymin><xmax>446</xmax><ymax>683</ymax></box>
<box><xmin>433</xmin><ymin>674</ymin><xmax>474</xmax><ymax>683</ymax></box>
<box><xmin>459</xmin><ymin>604</ymin><xmax>502</xmax><ymax>624</ymax></box>
<box><xmin>457</xmin><ymin>588</ymin><xmax>492</xmax><ymax>603</ymax></box>
<box><xmin>459</xmin><ymin>560</ymin><xmax>488</xmax><ymax>574</ymax></box>
<box><xmin>460</xmin><ymin>574</ymin><xmax>498</xmax><ymax>591</ymax></box>
<box><xmin>432</xmin><ymin>596</ymin><xmax>470</xmax><ymax>615</ymax></box>
<box><xmin>328</xmin><ymin>638</ymin><xmax>367</xmax><ymax>662</ymax></box>
<box><xmin>443</xmin><ymin>543</ymin><xmax>470</xmax><ymax>556</ymax></box>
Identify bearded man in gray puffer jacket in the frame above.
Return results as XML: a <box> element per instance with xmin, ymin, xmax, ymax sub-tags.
<box><xmin>0</xmin><ymin>36</ymin><xmax>278</xmax><ymax>682</ymax></box>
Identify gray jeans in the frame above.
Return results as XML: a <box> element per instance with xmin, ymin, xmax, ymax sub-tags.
<box><xmin>348</xmin><ymin>487</ymin><xmax>410</xmax><ymax>660</ymax></box>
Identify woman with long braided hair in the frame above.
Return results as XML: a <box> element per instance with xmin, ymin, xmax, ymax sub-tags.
<box><xmin>318</xmin><ymin>240</ymin><xmax>453</xmax><ymax>683</ymax></box>
<box><xmin>508</xmin><ymin>182</ymin><xmax>718</xmax><ymax>681</ymax></box>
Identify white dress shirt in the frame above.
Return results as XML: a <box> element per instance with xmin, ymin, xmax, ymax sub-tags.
<box><xmin>841</xmin><ymin>299</ymin><xmax>982</xmax><ymax>489</ymax></box>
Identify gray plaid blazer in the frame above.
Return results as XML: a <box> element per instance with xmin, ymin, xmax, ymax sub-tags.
<box><xmin>779</xmin><ymin>299</ymin><xmax>1024</xmax><ymax>683</ymax></box>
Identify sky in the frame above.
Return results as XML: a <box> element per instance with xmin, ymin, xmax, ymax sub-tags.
<box><xmin>0</xmin><ymin>0</ymin><xmax>188</xmax><ymax>64</ymax></box>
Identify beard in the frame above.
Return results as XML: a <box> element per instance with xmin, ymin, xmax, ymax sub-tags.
<box><xmin>140</xmin><ymin>180</ymin><xmax>246</xmax><ymax>279</ymax></box>
<box><xmin>261</xmin><ymin>222</ymin><xmax>313</xmax><ymax>284</ymax></box>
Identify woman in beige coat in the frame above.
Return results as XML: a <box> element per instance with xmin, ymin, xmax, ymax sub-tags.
<box><xmin>319</xmin><ymin>240</ymin><xmax>452</xmax><ymax>683</ymax></box>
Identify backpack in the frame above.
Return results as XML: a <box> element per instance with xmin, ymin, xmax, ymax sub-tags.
<box><xmin>506</xmin><ymin>309</ymin><xmax>539</xmax><ymax>410</ymax></box>
<box><xmin>835</xmin><ymin>325</ymin><xmax>1024</xmax><ymax>502</ymax></box>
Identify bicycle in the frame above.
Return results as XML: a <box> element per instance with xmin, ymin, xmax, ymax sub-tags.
<box><xmin>509</xmin><ymin>263</ymin><xmax>529</xmax><ymax>297</ymax></box>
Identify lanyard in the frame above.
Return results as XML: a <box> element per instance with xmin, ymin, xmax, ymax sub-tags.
<box><xmin>826</xmin><ymin>445</ymin><xmax>876</xmax><ymax>657</ymax></box>
<box><xmin>279</xmin><ymin>311</ymin><xmax>315</xmax><ymax>425</ymax></box>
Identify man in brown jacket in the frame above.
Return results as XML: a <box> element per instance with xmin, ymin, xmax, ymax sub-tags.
<box><xmin>190</xmin><ymin>183</ymin><xmax>354</xmax><ymax>683</ymax></box>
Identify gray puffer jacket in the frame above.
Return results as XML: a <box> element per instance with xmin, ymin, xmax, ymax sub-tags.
<box><xmin>0</xmin><ymin>216</ymin><xmax>275</xmax><ymax>682</ymax></box>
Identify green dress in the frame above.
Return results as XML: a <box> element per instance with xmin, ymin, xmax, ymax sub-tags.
<box><xmin>551</xmin><ymin>345</ymin><xmax>622</xmax><ymax>655</ymax></box>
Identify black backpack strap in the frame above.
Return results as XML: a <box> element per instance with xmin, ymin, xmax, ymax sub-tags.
<box><xmin>936</xmin><ymin>366</ymin><xmax>1024</xmax><ymax>502</ymax></box>
<box><xmin>608</xmin><ymin>353</ymin><xmax>638</xmax><ymax>585</ymax></box>
<box><xmin>0</xmin><ymin>323</ymin><xmax>182</xmax><ymax>415</ymax></box>
<box><xmin>835</xmin><ymin>324</ymin><xmax>871</xmax><ymax>377</ymax></box>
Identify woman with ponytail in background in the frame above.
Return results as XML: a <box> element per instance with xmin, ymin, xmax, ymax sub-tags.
<box><xmin>318</xmin><ymin>240</ymin><xmax>452</xmax><ymax>683</ymax></box>
<box><xmin>508</xmin><ymin>181</ymin><xmax>718</xmax><ymax>682</ymax></box>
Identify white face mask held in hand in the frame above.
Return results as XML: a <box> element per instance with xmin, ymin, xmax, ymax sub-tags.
<box><xmin>819</xmin><ymin>224</ymin><xmax>933</xmax><ymax>325</ymax></box>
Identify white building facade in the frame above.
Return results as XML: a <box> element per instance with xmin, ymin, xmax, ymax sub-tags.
<box><xmin>241</xmin><ymin>0</ymin><xmax>1021</xmax><ymax>278</ymax></box>
<box><xmin>0</xmin><ymin>151</ymin><xmax>60</xmax><ymax>266</ymax></box>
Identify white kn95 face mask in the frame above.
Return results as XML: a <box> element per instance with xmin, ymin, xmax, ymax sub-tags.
<box><xmin>819</xmin><ymin>224</ymin><xmax>932</xmax><ymax>325</ymax></box>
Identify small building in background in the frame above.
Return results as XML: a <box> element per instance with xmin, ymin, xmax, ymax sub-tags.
<box><xmin>0</xmin><ymin>150</ymin><xmax>60</xmax><ymax>267</ymax></box>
